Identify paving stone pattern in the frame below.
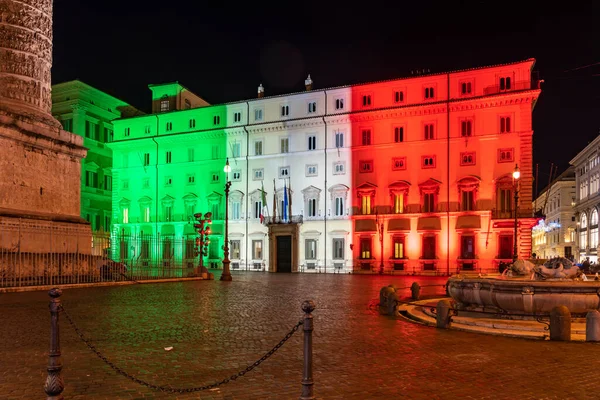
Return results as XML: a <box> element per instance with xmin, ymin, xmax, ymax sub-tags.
<box><xmin>1</xmin><ymin>272</ymin><xmax>599</xmax><ymax>399</ymax></box>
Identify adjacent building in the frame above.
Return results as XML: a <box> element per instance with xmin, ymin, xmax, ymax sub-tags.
<box><xmin>109</xmin><ymin>59</ymin><xmax>542</xmax><ymax>275</ymax></box>
<box><xmin>52</xmin><ymin>80</ymin><xmax>141</xmax><ymax>232</ymax></box>
<box><xmin>570</xmin><ymin>135</ymin><xmax>600</xmax><ymax>263</ymax></box>
<box><xmin>531</xmin><ymin>167</ymin><xmax>576</xmax><ymax>259</ymax></box>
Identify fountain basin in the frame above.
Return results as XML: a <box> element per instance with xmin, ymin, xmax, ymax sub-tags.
<box><xmin>447</xmin><ymin>275</ymin><xmax>600</xmax><ymax>315</ymax></box>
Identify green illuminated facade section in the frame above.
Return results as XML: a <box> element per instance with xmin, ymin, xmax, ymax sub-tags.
<box><xmin>52</xmin><ymin>80</ymin><xmax>139</xmax><ymax>232</ymax></box>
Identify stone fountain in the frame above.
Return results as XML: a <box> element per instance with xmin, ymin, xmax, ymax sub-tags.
<box><xmin>447</xmin><ymin>257</ymin><xmax>600</xmax><ymax>315</ymax></box>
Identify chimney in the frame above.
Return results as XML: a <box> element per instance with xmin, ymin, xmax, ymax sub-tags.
<box><xmin>305</xmin><ymin>74</ymin><xmax>313</xmax><ymax>91</ymax></box>
<box><xmin>257</xmin><ymin>83</ymin><xmax>264</xmax><ymax>98</ymax></box>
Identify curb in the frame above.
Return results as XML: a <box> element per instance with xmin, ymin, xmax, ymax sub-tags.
<box><xmin>0</xmin><ymin>277</ymin><xmax>207</xmax><ymax>293</ymax></box>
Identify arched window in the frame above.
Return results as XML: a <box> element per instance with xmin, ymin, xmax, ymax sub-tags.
<box><xmin>591</xmin><ymin>209</ymin><xmax>599</xmax><ymax>249</ymax></box>
<box><xmin>580</xmin><ymin>213</ymin><xmax>588</xmax><ymax>250</ymax></box>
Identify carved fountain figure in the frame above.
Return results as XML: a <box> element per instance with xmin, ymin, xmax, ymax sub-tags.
<box><xmin>448</xmin><ymin>257</ymin><xmax>600</xmax><ymax>315</ymax></box>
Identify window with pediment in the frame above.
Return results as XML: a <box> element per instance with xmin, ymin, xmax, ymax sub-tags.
<box><xmin>302</xmin><ymin>186</ymin><xmax>321</xmax><ymax>219</ymax></box>
<box><xmin>389</xmin><ymin>181</ymin><xmax>410</xmax><ymax>214</ymax></box>
<box><xmin>206</xmin><ymin>192</ymin><xmax>223</xmax><ymax>220</ymax></box>
<box><xmin>229</xmin><ymin>190</ymin><xmax>244</xmax><ymax>220</ymax></box>
<box><xmin>161</xmin><ymin>195</ymin><xmax>175</xmax><ymax>222</ymax></box>
<box><xmin>138</xmin><ymin>196</ymin><xmax>152</xmax><ymax>223</ymax></box>
<box><xmin>182</xmin><ymin>193</ymin><xmax>198</xmax><ymax>221</ymax></box>
<box><xmin>495</xmin><ymin>175</ymin><xmax>515</xmax><ymax>217</ymax></box>
<box><xmin>419</xmin><ymin>178</ymin><xmax>441</xmax><ymax>213</ymax></box>
<box><xmin>457</xmin><ymin>176</ymin><xmax>480</xmax><ymax>212</ymax></box>
<box><xmin>329</xmin><ymin>184</ymin><xmax>349</xmax><ymax>217</ymax></box>
<box><xmin>357</xmin><ymin>182</ymin><xmax>377</xmax><ymax>215</ymax></box>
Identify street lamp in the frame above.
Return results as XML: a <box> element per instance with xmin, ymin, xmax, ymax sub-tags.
<box><xmin>193</xmin><ymin>211</ymin><xmax>212</xmax><ymax>277</ymax></box>
<box><xmin>512</xmin><ymin>164</ymin><xmax>520</xmax><ymax>262</ymax></box>
<box><xmin>376</xmin><ymin>209</ymin><xmax>384</xmax><ymax>274</ymax></box>
<box><xmin>221</xmin><ymin>157</ymin><xmax>233</xmax><ymax>281</ymax></box>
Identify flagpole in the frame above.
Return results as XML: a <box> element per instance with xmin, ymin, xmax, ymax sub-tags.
<box><xmin>273</xmin><ymin>178</ymin><xmax>277</xmax><ymax>224</ymax></box>
<box><xmin>288</xmin><ymin>178</ymin><xmax>292</xmax><ymax>224</ymax></box>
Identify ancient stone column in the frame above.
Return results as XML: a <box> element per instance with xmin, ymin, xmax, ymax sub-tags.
<box><xmin>0</xmin><ymin>0</ymin><xmax>60</xmax><ymax>127</ymax></box>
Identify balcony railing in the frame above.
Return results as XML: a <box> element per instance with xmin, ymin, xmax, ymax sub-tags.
<box><xmin>483</xmin><ymin>80</ymin><xmax>540</xmax><ymax>96</ymax></box>
<box><xmin>264</xmin><ymin>215</ymin><xmax>303</xmax><ymax>224</ymax></box>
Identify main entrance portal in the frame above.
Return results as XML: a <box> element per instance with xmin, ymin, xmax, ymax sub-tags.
<box><xmin>276</xmin><ymin>235</ymin><xmax>292</xmax><ymax>273</ymax></box>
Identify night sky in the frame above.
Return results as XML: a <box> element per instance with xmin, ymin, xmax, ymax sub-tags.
<box><xmin>52</xmin><ymin>1</ymin><xmax>598</xmax><ymax>193</ymax></box>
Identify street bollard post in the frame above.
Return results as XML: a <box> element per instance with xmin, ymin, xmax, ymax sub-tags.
<box><xmin>300</xmin><ymin>300</ymin><xmax>316</xmax><ymax>400</ymax></box>
<box><xmin>411</xmin><ymin>282</ymin><xmax>421</xmax><ymax>300</ymax></box>
<box><xmin>586</xmin><ymin>310</ymin><xmax>600</xmax><ymax>342</ymax></box>
<box><xmin>549</xmin><ymin>305</ymin><xmax>571</xmax><ymax>341</ymax></box>
<box><xmin>436</xmin><ymin>299</ymin><xmax>452</xmax><ymax>329</ymax></box>
<box><xmin>44</xmin><ymin>288</ymin><xmax>64</xmax><ymax>400</ymax></box>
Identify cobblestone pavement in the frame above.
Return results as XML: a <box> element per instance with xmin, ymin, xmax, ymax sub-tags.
<box><xmin>2</xmin><ymin>272</ymin><xmax>600</xmax><ymax>399</ymax></box>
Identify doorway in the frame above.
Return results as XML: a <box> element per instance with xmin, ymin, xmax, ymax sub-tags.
<box><xmin>276</xmin><ymin>235</ymin><xmax>292</xmax><ymax>272</ymax></box>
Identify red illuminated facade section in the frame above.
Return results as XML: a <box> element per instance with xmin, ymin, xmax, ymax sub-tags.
<box><xmin>350</xmin><ymin>59</ymin><xmax>541</xmax><ymax>274</ymax></box>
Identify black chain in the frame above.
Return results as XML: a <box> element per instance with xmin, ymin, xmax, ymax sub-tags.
<box><xmin>60</xmin><ymin>305</ymin><xmax>303</xmax><ymax>393</ymax></box>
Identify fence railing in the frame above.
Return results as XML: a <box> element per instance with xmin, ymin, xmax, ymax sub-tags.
<box><xmin>0</xmin><ymin>226</ymin><xmax>206</xmax><ymax>288</ymax></box>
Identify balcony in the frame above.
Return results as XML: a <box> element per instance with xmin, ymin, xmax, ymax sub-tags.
<box><xmin>264</xmin><ymin>215</ymin><xmax>303</xmax><ymax>225</ymax></box>
<box><xmin>491</xmin><ymin>209</ymin><xmax>531</xmax><ymax>219</ymax></box>
<box><xmin>483</xmin><ymin>80</ymin><xmax>540</xmax><ymax>96</ymax></box>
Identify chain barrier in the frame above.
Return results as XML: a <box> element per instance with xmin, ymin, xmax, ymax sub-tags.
<box><xmin>60</xmin><ymin>304</ymin><xmax>303</xmax><ymax>393</ymax></box>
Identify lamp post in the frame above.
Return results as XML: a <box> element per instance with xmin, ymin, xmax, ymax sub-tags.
<box><xmin>512</xmin><ymin>164</ymin><xmax>520</xmax><ymax>262</ymax></box>
<box><xmin>376</xmin><ymin>209</ymin><xmax>384</xmax><ymax>274</ymax></box>
<box><xmin>193</xmin><ymin>212</ymin><xmax>212</xmax><ymax>277</ymax></box>
<box><xmin>221</xmin><ymin>158</ymin><xmax>233</xmax><ymax>281</ymax></box>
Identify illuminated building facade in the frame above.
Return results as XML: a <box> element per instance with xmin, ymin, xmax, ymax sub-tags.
<box><xmin>531</xmin><ymin>167</ymin><xmax>576</xmax><ymax>259</ymax></box>
<box><xmin>52</xmin><ymin>80</ymin><xmax>140</xmax><ymax>232</ymax></box>
<box><xmin>110</xmin><ymin>59</ymin><xmax>542</xmax><ymax>274</ymax></box>
<box><xmin>571</xmin><ymin>135</ymin><xmax>600</xmax><ymax>263</ymax></box>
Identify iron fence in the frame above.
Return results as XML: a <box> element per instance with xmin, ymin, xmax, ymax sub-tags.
<box><xmin>0</xmin><ymin>225</ymin><xmax>203</xmax><ymax>288</ymax></box>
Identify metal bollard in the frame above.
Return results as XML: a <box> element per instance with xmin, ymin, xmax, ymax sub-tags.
<box><xmin>411</xmin><ymin>282</ymin><xmax>421</xmax><ymax>300</ymax></box>
<box><xmin>44</xmin><ymin>288</ymin><xmax>64</xmax><ymax>400</ymax></box>
<box><xmin>549</xmin><ymin>305</ymin><xmax>571</xmax><ymax>341</ymax></box>
<box><xmin>436</xmin><ymin>299</ymin><xmax>452</xmax><ymax>329</ymax></box>
<box><xmin>300</xmin><ymin>300</ymin><xmax>316</xmax><ymax>400</ymax></box>
<box><xmin>586</xmin><ymin>310</ymin><xmax>600</xmax><ymax>341</ymax></box>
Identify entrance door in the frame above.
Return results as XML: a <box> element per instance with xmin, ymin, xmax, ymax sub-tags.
<box><xmin>276</xmin><ymin>235</ymin><xmax>292</xmax><ymax>272</ymax></box>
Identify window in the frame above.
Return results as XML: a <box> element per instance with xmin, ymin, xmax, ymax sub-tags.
<box><xmin>85</xmin><ymin>121</ymin><xmax>99</xmax><ymax>140</ymax></box>
<box><xmin>232</xmin><ymin>170</ymin><xmax>241</xmax><ymax>182</ymax></box>
<box><xmin>143</xmin><ymin>153</ymin><xmax>150</xmax><ymax>166</ymax></box>
<box><xmin>164</xmin><ymin>176</ymin><xmax>173</xmax><ymax>186</ymax></box>
<box><xmin>424</xmin><ymin>87</ymin><xmax>435</xmax><ymax>99</ymax></box>
<box><xmin>211</xmin><ymin>145</ymin><xmax>219</xmax><ymax>159</ymax></box>
<box><xmin>61</xmin><ymin>119</ymin><xmax>73</xmax><ymax>132</ymax></box>
<box><xmin>308</xmin><ymin>101</ymin><xmax>317</xmax><ymax>113</ymax></box>
<box><xmin>308</xmin><ymin>135</ymin><xmax>317</xmax><ymax>150</ymax></box>
<box><xmin>85</xmin><ymin>171</ymin><xmax>98</xmax><ymax>188</ymax></box>
<box><xmin>360</xmin><ymin>237</ymin><xmax>372</xmax><ymax>259</ymax></box>
<box><xmin>122</xmin><ymin>207</ymin><xmax>129</xmax><ymax>224</ymax></box>
<box><xmin>254</xmin><ymin>200</ymin><xmax>263</xmax><ymax>219</ymax></box>
<box><xmin>460</xmin><ymin>81</ymin><xmax>473</xmax><ymax>95</ymax></box>
<box><xmin>188</xmin><ymin>148</ymin><xmax>195</xmax><ymax>162</ymax></box>
<box><xmin>142</xmin><ymin>205</ymin><xmax>151</xmax><ymax>223</ymax></box>
<box><xmin>461</xmin><ymin>190</ymin><xmax>475</xmax><ymax>211</ymax></box>
<box><xmin>144</xmin><ymin>125</ymin><xmax>151</xmax><ymax>134</ymax></box>
<box><xmin>104</xmin><ymin>216</ymin><xmax>111</xmax><ymax>231</ymax></box>
<box><xmin>213</xmin><ymin>115</ymin><xmax>221</xmax><ymax>125</ymax></box>
<box><xmin>307</xmin><ymin>198</ymin><xmax>317</xmax><ymax>217</ymax></box>
<box><xmin>142</xmin><ymin>178</ymin><xmax>150</xmax><ymax>188</ymax></box>
<box><xmin>424</xmin><ymin>123</ymin><xmax>435</xmax><ymax>140</ymax></box>
<box><xmin>362</xmin><ymin>95</ymin><xmax>372</xmax><ymax>107</ymax></box>
<box><xmin>166</xmin><ymin>122</ymin><xmax>172</xmax><ymax>131</ymax></box>
<box><xmin>186</xmin><ymin>119</ymin><xmax>194</xmax><ymax>129</ymax></box>
<box><xmin>460</xmin><ymin>152</ymin><xmax>476</xmax><ymax>166</ymax></box>
<box><xmin>211</xmin><ymin>172</ymin><xmax>220</xmax><ymax>183</ymax></box>
<box><xmin>361</xmin><ymin>195</ymin><xmax>371</xmax><ymax>215</ymax></box>
<box><xmin>500</xmin><ymin>116</ymin><xmax>511</xmax><ymax>133</ymax></box>
<box><xmin>359</xmin><ymin>160</ymin><xmax>373</xmax><ymax>173</ymax></box>
<box><xmin>306</xmin><ymin>164</ymin><xmax>318</xmax><ymax>177</ymax></box>
<box><xmin>305</xmin><ymin>239</ymin><xmax>317</xmax><ymax>259</ymax></box>
<box><xmin>232</xmin><ymin>200</ymin><xmax>241</xmax><ymax>220</ymax></box>
<box><xmin>124</xmin><ymin>127</ymin><xmax>130</xmax><ymax>137</ymax></box>
<box><xmin>163</xmin><ymin>205</ymin><xmax>173</xmax><ymax>222</ymax></box>
<box><xmin>393</xmin><ymin>236</ymin><xmax>405</xmax><ymax>258</ymax></box>
<box><xmin>281</xmin><ymin>105</ymin><xmax>290</xmax><ymax>117</ymax></box>
<box><xmin>231</xmin><ymin>240</ymin><xmax>241</xmax><ymax>259</ymax></box>
<box><xmin>232</xmin><ymin>142</ymin><xmax>241</xmax><ymax>158</ymax></box>
<box><xmin>499</xmin><ymin>235</ymin><xmax>513</xmax><ymax>259</ymax></box>
<box><xmin>103</xmin><ymin>175</ymin><xmax>112</xmax><ymax>191</ymax></box>
<box><xmin>252</xmin><ymin>240</ymin><xmax>263</xmax><ymax>259</ymax></box>
<box><xmin>394</xmin><ymin>91</ymin><xmax>404</xmax><ymax>103</ymax></box>
<box><xmin>186</xmin><ymin>174</ymin><xmax>195</xmax><ymax>185</ymax></box>
<box><xmin>166</xmin><ymin>151</ymin><xmax>172</xmax><ymax>164</ymax></box>
<box><xmin>500</xmin><ymin>76</ymin><xmax>512</xmax><ymax>91</ymax></box>
<box><xmin>335</xmin><ymin>131</ymin><xmax>344</xmax><ymax>148</ymax></box>
<box><xmin>160</xmin><ymin>97</ymin><xmax>169</xmax><ymax>112</ymax></box>
<box><xmin>211</xmin><ymin>202</ymin><xmax>220</xmax><ymax>220</ymax></box>
<box><xmin>461</xmin><ymin>236</ymin><xmax>475</xmax><ymax>259</ymax></box>
<box><xmin>361</xmin><ymin>129</ymin><xmax>372</xmax><ymax>145</ymax></box>
<box><xmin>394</xmin><ymin>126</ymin><xmax>404</xmax><ymax>142</ymax></box>
<box><xmin>103</xmin><ymin>127</ymin><xmax>113</xmax><ymax>142</ymax></box>
<box><xmin>333</xmin><ymin>238</ymin><xmax>345</xmax><ymax>259</ymax></box>
<box><xmin>497</xmin><ymin>148</ymin><xmax>514</xmax><ymax>163</ymax></box>
<box><xmin>122</xmin><ymin>179</ymin><xmax>129</xmax><ymax>190</ymax></box>
<box><xmin>422</xmin><ymin>156</ymin><xmax>436</xmax><ymax>168</ymax></box>
<box><xmin>279</xmin><ymin>166</ymin><xmax>290</xmax><ymax>178</ymax></box>
<box><xmin>423</xmin><ymin>193</ymin><xmax>435</xmax><ymax>212</ymax></box>
<box><xmin>392</xmin><ymin>157</ymin><xmax>406</xmax><ymax>171</ymax></box>
<box><xmin>254</xmin><ymin>140</ymin><xmax>263</xmax><ymax>156</ymax></box>
<box><xmin>333</xmin><ymin>162</ymin><xmax>345</xmax><ymax>175</ymax></box>
<box><xmin>580</xmin><ymin>213</ymin><xmax>588</xmax><ymax>249</ymax></box>
<box><xmin>422</xmin><ymin>236</ymin><xmax>436</xmax><ymax>259</ymax></box>
<box><xmin>254</xmin><ymin>108</ymin><xmax>263</xmax><ymax>121</ymax></box>
<box><xmin>253</xmin><ymin>168</ymin><xmax>264</xmax><ymax>180</ymax></box>
<box><xmin>335</xmin><ymin>98</ymin><xmax>344</xmax><ymax>110</ymax></box>
<box><xmin>334</xmin><ymin>196</ymin><xmax>344</xmax><ymax>216</ymax></box>
<box><xmin>234</xmin><ymin>111</ymin><xmax>242</xmax><ymax>122</ymax></box>
<box><xmin>393</xmin><ymin>193</ymin><xmax>405</xmax><ymax>213</ymax></box>
<box><xmin>461</xmin><ymin>119</ymin><xmax>473</xmax><ymax>137</ymax></box>
<box><xmin>497</xmin><ymin>188</ymin><xmax>512</xmax><ymax>213</ymax></box>
<box><xmin>280</xmin><ymin>137</ymin><xmax>289</xmax><ymax>153</ymax></box>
